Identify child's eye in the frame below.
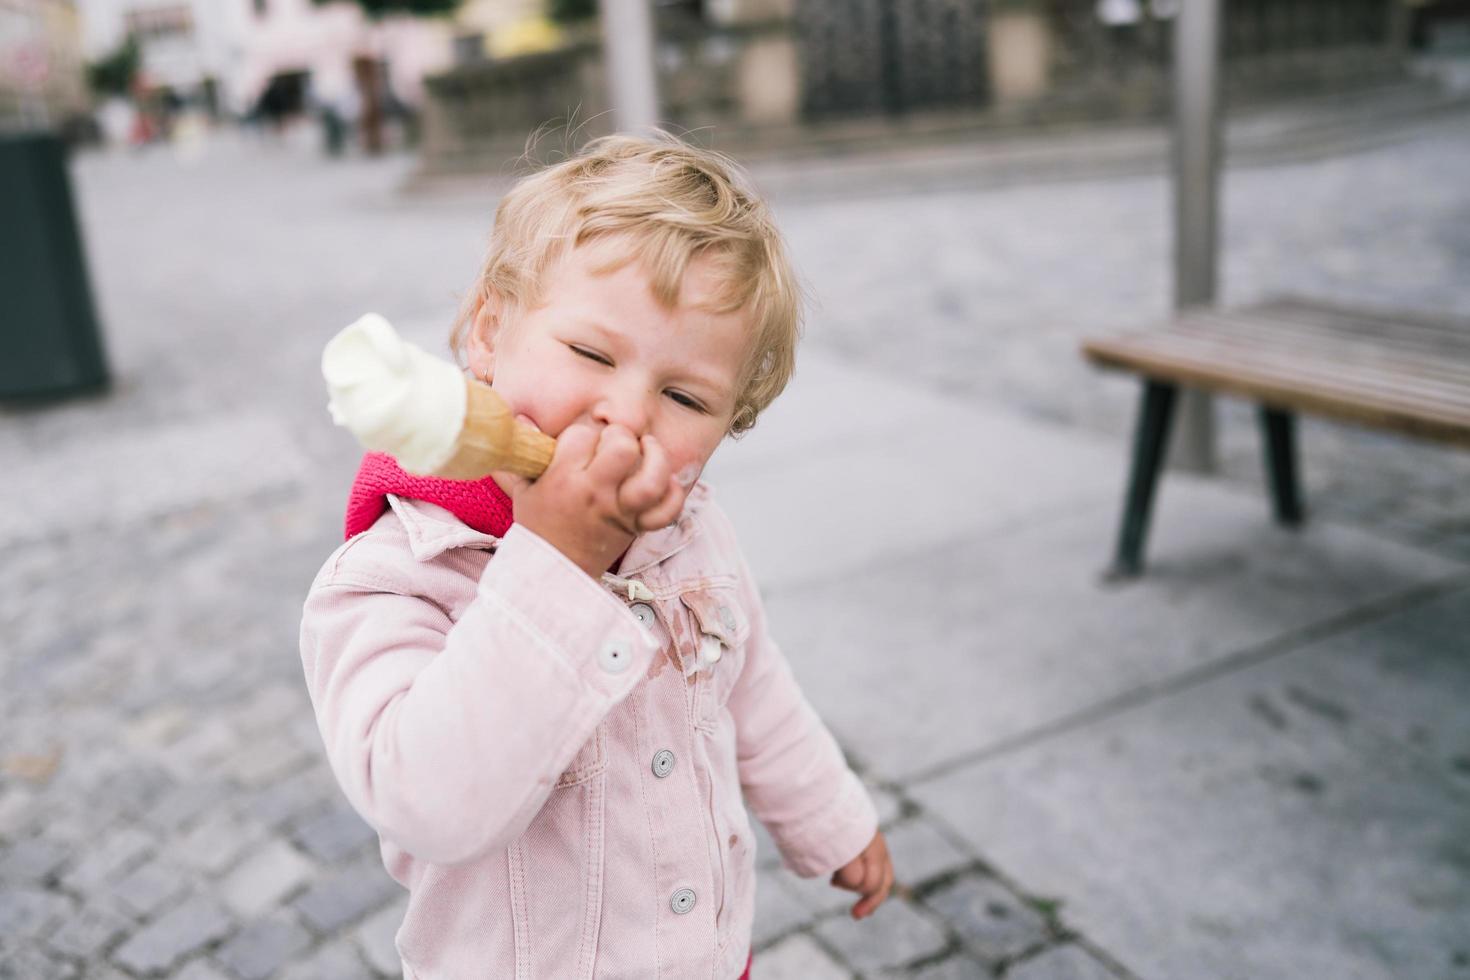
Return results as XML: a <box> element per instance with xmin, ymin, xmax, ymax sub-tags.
<box><xmin>665</xmin><ymin>390</ymin><xmax>707</xmax><ymax>413</ymax></box>
<box><xmin>569</xmin><ymin>345</ymin><xmax>612</xmax><ymax>366</ymax></box>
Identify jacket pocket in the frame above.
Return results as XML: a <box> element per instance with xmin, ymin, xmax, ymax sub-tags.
<box><xmin>556</xmin><ymin>723</ymin><xmax>606</xmax><ymax>787</ymax></box>
<box><xmin>678</xmin><ymin>586</ymin><xmax>751</xmax><ymax>725</ymax></box>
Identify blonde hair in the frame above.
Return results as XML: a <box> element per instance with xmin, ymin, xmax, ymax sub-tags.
<box><xmin>449</xmin><ymin>131</ymin><xmax>803</xmax><ymax>435</ymax></box>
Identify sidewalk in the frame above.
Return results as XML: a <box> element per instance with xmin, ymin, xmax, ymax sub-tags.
<box><xmin>1</xmin><ymin>102</ymin><xmax>1467</xmax><ymax>978</ymax></box>
<box><xmin>708</xmin><ymin>349</ymin><xmax>1470</xmax><ymax>978</ymax></box>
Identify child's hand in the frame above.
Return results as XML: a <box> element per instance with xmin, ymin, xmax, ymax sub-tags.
<box><xmin>496</xmin><ymin>419</ymin><xmax>688</xmax><ymax>578</ymax></box>
<box><xmin>830</xmin><ymin>831</ymin><xmax>893</xmax><ymax>920</ymax></box>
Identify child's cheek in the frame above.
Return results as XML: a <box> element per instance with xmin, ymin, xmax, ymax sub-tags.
<box><xmin>675</xmin><ymin>461</ymin><xmax>701</xmax><ymax>488</ymax></box>
<box><xmin>534</xmin><ymin>390</ymin><xmax>588</xmax><ymax>441</ymax></box>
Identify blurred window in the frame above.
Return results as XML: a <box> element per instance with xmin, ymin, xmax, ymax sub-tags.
<box><xmin>1096</xmin><ymin>0</ymin><xmax>1142</xmax><ymax>27</ymax></box>
<box><xmin>125</xmin><ymin>5</ymin><xmax>193</xmax><ymax>39</ymax></box>
<box><xmin>453</xmin><ymin>33</ymin><xmax>484</xmax><ymax>65</ymax></box>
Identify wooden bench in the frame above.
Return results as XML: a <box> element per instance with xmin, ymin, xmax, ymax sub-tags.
<box><xmin>1081</xmin><ymin>297</ymin><xmax>1470</xmax><ymax>576</ymax></box>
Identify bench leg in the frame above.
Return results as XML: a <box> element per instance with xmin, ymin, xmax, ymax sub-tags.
<box><xmin>1108</xmin><ymin>380</ymin><xmax>1179</xmax><ymax>579</ymax></box>
<box><xmin>1259</xmin><ymin>405</ymin><xmax>1305</xmax><ymax>526</ymax></box>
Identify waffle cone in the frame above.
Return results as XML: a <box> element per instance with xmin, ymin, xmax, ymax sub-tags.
<box><xmin>433</xmin><ymin>379</ymin><xmax>555</xmax><ymax>480</ymax></box>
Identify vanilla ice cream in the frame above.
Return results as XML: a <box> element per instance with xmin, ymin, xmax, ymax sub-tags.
<box><xmin>322</xmin><ymin>314</ymin><xmax>468</xmax><ymax>475</ymax></box>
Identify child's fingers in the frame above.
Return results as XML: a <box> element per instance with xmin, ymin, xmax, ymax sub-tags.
<box><xmin>858</xmin><ymin>855</ymin><xmax>884</xmax><ymax>897</ymax></box>
<box><xmin>587</xmin><ymin>424</ymin><xmax>642</xmax><ymax>486</ymax></box>
<box><xmin>635</xmin><ymin>474</ymin><xmax>688</xmax><ymax>531</ymax></box>
<box><xmin>830</xmin><ymin>860</ymin><xmax>865</xmax><ymax>893</ymax></box>
<box><xmin>873</xmin><ymin>859</ymin><xmax>895</xmax><ymax>912</ymax></box>
<box><xmin>548</xmin><ymin>421</ymin><xmax>599</xmax><ymax>473</ymax></box>
<box><xmin>492</xmin><ymin>470</ymin><xmax>531</xmax><ymax>497</ymax></box>
<box><xmin>839</xmin><ymin>858</ymin><xmax>875</xmax><ymax>912</ymax></box>
<box><xmin>850</xmin><ymin>858</ymin><xmax>893</xmax><ymax>919</ymax></box>
<box><xmin>617</xmin><ymin>435</ymin><xmax>670</xmax><ymax>512</ymax></box>
<box><xmin>851</xmin><ymin>889</ymin><xmax>882</xmax><ymax>919</ymax></box>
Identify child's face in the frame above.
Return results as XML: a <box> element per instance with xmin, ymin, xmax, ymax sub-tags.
<box><xmin>467</xmin><ymin>239</ymin><xmax>751</xmax><ymax>487</ymax></box>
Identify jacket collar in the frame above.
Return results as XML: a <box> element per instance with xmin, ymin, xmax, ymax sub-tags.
<box><xmin>617</xmin><ymin>480</ymin><xmax>710</xmax><ymax>577</ymax></box>
<box><xmin>387</xmin><ymin>495</ymin><xmax>501</xmax><ymax>561</ymax></box>
<box><xmin>386</xmin><ymin>483</ymin><xmax>711</xmax><ymax>573</ymax></box>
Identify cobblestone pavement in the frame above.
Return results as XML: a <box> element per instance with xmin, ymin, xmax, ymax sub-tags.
<box><xmin>2</xmin><ymin>95</ymin><xmax>1468</xmax><ymax>978</ymax></box>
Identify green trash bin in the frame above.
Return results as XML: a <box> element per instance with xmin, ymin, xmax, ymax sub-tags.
<box><xmin>0</xmin><ymin>132</ymin><xmax>110</xmax><ymax>400</ymax></box>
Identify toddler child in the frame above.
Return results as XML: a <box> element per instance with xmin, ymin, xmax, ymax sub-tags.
<box><xmin>300</xmin><ymin>132</ymin><xmax>892</xmax><ymax>979</ymax></box>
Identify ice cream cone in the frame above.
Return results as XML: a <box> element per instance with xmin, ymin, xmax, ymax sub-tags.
<box><xmin>323</xmin><ymin>313</ymin><xmax>556</xmax><ymax>481</ymax></box>
<box><xmin>434</xmin><ymin>379</ymin><xmax>555</xmax><ymax>480</ymax></box>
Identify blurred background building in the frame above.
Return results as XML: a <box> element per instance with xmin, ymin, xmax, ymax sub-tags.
<box><xmin>0</xmin><ymin>0</ymin><xmax>89</xmax><ymax>132</ymax></box>
<box><xmin>418</xmin><ymin>0</ymin><xmax>1451</xmax><ymax>170</ymax></box>
<box><xmin>73</xmin><ymin>0</ymin><xmax>450</xmax><ymax>125</ymax></box>
<box><xmin>44</xmin><ymin>0</ymin><xmax>535</xmax><ymax>147</ymax></box>
<box><xmin>1</xmin><ymin>0</ymin><xmax>1463</xmax><ymax>156</ymax></box>
<box><xmin>0</xmin><ymin>0</ymin><xmax>1458</xmax><ymax>159</ymax></box>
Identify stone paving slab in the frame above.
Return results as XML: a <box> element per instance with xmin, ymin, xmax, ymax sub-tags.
<box><xmin>813</xmin><ymin>898</ymin><xmax>950</xmax><ymax>973</ymax></box>
<box><xmin>904</xmin><ymin>952</ymin><xmax>998</xmax><ymax>979</ymax></box>
<box><xmin>1006</xmin><ymin>945</ymin><xmax>1124</xmax><ymax>980</ymax></box>
<box><xmin>1257</xmin><ymin>589</ymin><xmax>1470</xmax><ymax>761</ymax></box>
<box><xmin>111</xmin><ymin>895</ymin><xmax>235</xmax><ymax>975</ymax></box>
<box><xmin>910</xmin><ymin>580</ymin><xmax>1470</xmax><ymax>980</ymax></box>
<box><xmin>212</xmin><ymin>910</ymin><xmax>314</xmax><ymax>980</ymax></box>
<box><xmin>755</xmin><ymin>932</ymin><xmax>853</xmax><ymax>979</ymax></box>
<box><xmin>758</xmin><ymin>470</ymin><xmax>1466</xmax><ymax>781</ymax></box>
<box><xmin>920</xmin><ymin>873</ymin><xmax>1052</xmax><ymax>965</ymax></box>
<box><xmin>752</xmin><ymin>867</ymin><xmax>817</xmax><ymax>949</ymax></box>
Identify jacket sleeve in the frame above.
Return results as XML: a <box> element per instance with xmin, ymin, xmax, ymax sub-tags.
<box><xmin>719</xmin><ymin>523</ymin><xmax>879</xmax><ymax>879</ymax></box>
<box><xmin>299</xmin><ymin>522</ymin><xmax>655</xmax><ymax>866</ymax></box>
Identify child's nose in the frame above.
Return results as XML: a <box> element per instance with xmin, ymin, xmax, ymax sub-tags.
<box><xmin>591</xmin><ymin>383</ymin><xmax>652</xmax><ymax>437</ymax></box>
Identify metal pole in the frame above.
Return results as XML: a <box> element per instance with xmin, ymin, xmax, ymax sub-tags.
<box><xmin>1168</xmin><ymin>0</ymin><xmax>1221</xmax><ymax>473</ymax></box>
<box><xmin>599</xmin><ymin>0</ymin><xmax>661</xmax><ymax>133</ymax></box>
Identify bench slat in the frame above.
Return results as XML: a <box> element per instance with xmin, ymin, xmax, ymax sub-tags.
<box><xmin>1081</xmin><ymin>299</ymin><xmax>1470</xmax><ymax>447</ymax></box>
<box><xmin>1262</xmin><ymin>296</ymin><xmax>1470</xmax><ymax>349</ymax></box>
<box><xmin>1083</xmin><ymin>344</ymin><xmax>1470</xmax><ymax>446</ymax></box>
<box><xmin>1182</xmin><ymin>310</ymin><xmax>1470</xmax><ymax>379</ymax></box>
<box><xmin>1170</xmin><ymin>318</ymin><xmax>1470</xmax><ymax>392</ymax></box>
<box><xmin>1086</xmin><ymin>330</ymin><xmax>1470</xmax><ymax>411</ymax></box>
<box><xmin>1083</xmin><ymin>343</ymin><xmax>1470</xmax><ymax>448</ymax></box>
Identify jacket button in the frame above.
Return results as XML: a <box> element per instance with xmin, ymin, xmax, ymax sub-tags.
<box><xmin>670</xmin><ymin>887</ymin><xmax>696</xmax><ymax>915</ymax></box>
<box><xmin>651</xmin><ymin>749</ymin><xmax>675</xmax><ymax>778</ymax></box>
<box><xmin>630</xmin><ymin>602</ymin><xmax>656</xmax><ymax>630</ymax></box>
<box><xmin>718</xmin><ymin>605</ymin><xmax>736</xmax><ymax>631</ymax></box>
<box><xmin>598</xmin><ymin>638</ymin><xmax>632</xmax><ymax>674</ymax></box>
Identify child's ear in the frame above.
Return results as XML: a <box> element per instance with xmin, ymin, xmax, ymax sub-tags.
<box><xmin>465</xmin><ymin>290</ymin><xmax>504</xmax><ymax>383</ymax></box>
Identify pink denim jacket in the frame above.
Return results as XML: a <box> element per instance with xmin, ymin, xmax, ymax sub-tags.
<box><xmin>299</xmin><ymin>483</ymin><xmax>878</xmax><ymax>979</ymax></box>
